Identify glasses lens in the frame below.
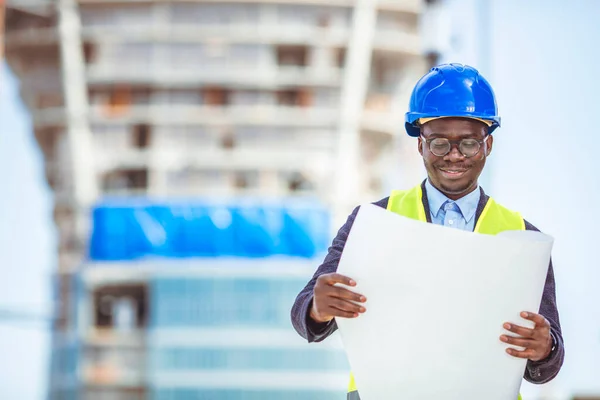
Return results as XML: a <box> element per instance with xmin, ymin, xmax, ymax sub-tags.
<box><xmin>459</xmin><ymin>139</ymin><xmax>481</xmax><ymax>157</ymax></box>
<box><xmin>429</xmin><ymin>138</ymin><xmax>450</xmax><ymax>157</ymax></box>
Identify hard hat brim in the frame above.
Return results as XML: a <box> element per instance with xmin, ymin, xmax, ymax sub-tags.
<box><xmin>405</xmin><ymin>113</ymin><xmax>501</xmax><ymax>137</ymax></box>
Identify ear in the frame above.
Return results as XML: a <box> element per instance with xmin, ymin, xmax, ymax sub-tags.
<box><xmin>418</xmin><ymin>137</ymin><xmax>424</xmax><ymax>156</ymax></box>
<box><xmin>485</xmin><ymin>134</ymin><xmax>493</xmax><ymax>156</ymax></box>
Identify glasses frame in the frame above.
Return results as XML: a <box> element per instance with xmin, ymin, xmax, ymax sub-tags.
<box><xmin>420</xmin><ymin>135</ymin><xmax>490</xmax><ymax>158</ymax></box>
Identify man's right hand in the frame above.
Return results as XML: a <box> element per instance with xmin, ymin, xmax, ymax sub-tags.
<box><xmin>310</xmin><ymin>273</ymin><xmax>367</xmax><ymax>323</ymax></box>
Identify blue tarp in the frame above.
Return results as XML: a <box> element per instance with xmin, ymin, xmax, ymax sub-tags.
<box><xmin>88</xmin><ymin>199</ymin><xmax>330</xmax><ymax>260</ymax></box>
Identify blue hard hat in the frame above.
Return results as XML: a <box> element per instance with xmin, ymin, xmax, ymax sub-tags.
<box><xmin>405</xmin><ymin>63</ymin><xmax>501</xmax><ymax>137</ymax></box>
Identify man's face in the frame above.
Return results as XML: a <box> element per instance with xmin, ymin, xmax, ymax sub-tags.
<box><xmin>418</xmin><ymin>118</ymin><xmax>493</xmax><ymax>200</ymax></box>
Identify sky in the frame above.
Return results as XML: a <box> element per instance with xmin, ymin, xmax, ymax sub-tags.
<box><xmin>0</xmin><ymin>62</ymin><xmax>55</xmax><ymax>399</ymax></box>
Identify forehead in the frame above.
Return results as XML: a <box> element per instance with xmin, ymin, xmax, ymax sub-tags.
<box><xmin>421</xmin><ymin>118</ymin><xmax>487</xmax><ymax>138</ymax></box>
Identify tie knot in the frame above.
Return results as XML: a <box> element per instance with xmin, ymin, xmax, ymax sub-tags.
<box><xmin>444</xmin><ymin>201</ymin><xmax>458</xmax><ymax>212</ymax></box>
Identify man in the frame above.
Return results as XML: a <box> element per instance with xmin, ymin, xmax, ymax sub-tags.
<box><xmin>290</xmin><ymin>64</ymin><xmax>564</xmax><ymax>399</ymax></box>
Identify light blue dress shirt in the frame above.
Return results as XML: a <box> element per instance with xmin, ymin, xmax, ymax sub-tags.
<box><xmin>425</xmin><ymin>179</ymin><xmax>481</xmax><ymax>232</ymax></box>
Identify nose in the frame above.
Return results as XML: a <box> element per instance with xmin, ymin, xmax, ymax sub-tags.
<box><xmin>443</xmin><ymin>144</ymin><xmax>465</xmax><ymax>162</ymax></box>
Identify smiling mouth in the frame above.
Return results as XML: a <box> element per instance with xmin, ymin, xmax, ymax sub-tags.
<box><xmin>438</xmin><ymin>168</ymin><xmax>468</xmax><ymax>178</ymax></box>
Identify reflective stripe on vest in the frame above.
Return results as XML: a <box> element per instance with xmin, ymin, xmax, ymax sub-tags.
<box><xmin>347</xmin><ymin>184</ymin><xmax>525</xmax><ymax>400</ymax></box>
<box><xmin>386</xmin><ymin>184</ymin><xmax>525</xmax><ymax>233</ymax></box>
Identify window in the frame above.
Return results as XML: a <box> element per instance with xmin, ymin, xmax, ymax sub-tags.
<box><xmin>276</xmin><ymin>5</ymin><xmax>317</xmax><ymax>27</ymax></box>
<box><xmin>313</xmin><ymin>89</ymin><xmax>339</xmax><ymax>108</ymax></box>
<box><xmin>105</xmin><ymin>85</ymin><xmax>132</xmax><ymax>116</ymax></box>
<box><xmin>152</xmin><ymin>277</ymin><xmax>309</xmax><ymax>327</ymax></box>
<box><xmin>377</xmin><ymin>11</ymin><xmax>418</xmax><ymax>32</ymax></box>
<box><xmin>116</xmin><ymin>5</ymin><xmax>153</xmax><ymax>26</ymax></box>
<box><xmin>154</xmin><ymin>89</ymin><xmax>202</xmax><ymax>106</ymax></box>
<box><xmin>277</xmin><ymin>90</ymin><xmax>299</xmax><ymax>106</ymax></box>
<box><xmin>229</xmin><ymin>44</ymin><xmax>263</xmax><ymax>70</ymax></box>
<box><xmin>5</xmin><ymin>8</ymin><xmax>55</xmax><ymax>30</ymax></box>
<box><xmin>334</xmin><ymin>47</ymin><xmax>346</xmax><ymax>68</ymax></box>
<box><xmin>152</xmin><ymin>389</ymin><xmax>340</xmax><ymax>400</ymax></box>
<box><xmin>92</xmin><ymin>124</ymin><xmax>129</xmax><ymax>150</ymax></box>
<box><xmin>203</xmin><ymin>87</ymin><xmax>230</xmax><ymax>106</ymax></box>
<box><xmin>276</xmin><ymin>45</ymin><xmax>308</xmax><ymax>67</ymax></box>
<box><xmin>426</xmin><ymin>51</ymin><xmax>441</xmax><ymax>70</ymax></box>
<box><xmin>154</xmin><ymin>347</ymin><xmax>348</xmax><ymax>371</ymax></box>
<box><xmin>317</xmin><ymin>14</ymin><xmax>331</xmax><ymax>28</ymax></box>
<box><xmin>93</xmin><ymin>284</ymin><xmax>148</xmax><ymax>329</ymax></box>
<box><xmin>298</xmin><ymin>89</ymin><xmax>312</xmax><ymax>107</ymax></box>
<box><xmin>80</xmin><ymin>5</ymin><xmax>151</xmax><ymax>28</ymax></box>
<box><xmin>329</xmin><ymin>7</ymin><xmax>352</xmax><ymax>29</ymax></box>
<box><xmin>16</xmin><ymin>46</ymin><xmax>60</xmax><ymax>74</ymax></box>
<box><xmin>370</xmin><ymin>55</ymin><xmax>403</xmax><ymax>93</ymax></box>
<box><xmin>131</xmin><ymin>87</ymin><xmax>152</xmax><ymax>105</ymax></box>
<box><xmin>165</xmin><ymin>168</ymin><xmax>224</xmax><ymax>193</ymax></box>
<box><xmin>53</xmin><ymin>341</ymin><xmax>78</xmax><ymax>376</ymax></box>
<box><xmin>84</xmin><ymin>387</ymin><xmax>146</xmax><ymax>400</ymax></box>
<box><xmin>88</xmin><ymin>88</ymin><xmax>102</xmax><ymax>106</ymax></box>
<box><xmin>54</xmin><ymin>273</ymin><xmax>73</xmax><ymax>331</ymax></box>
<box><xmin>169</xmin><ymin>43</ymin><xmax>205</xmax><ymax>68</ymax></box>
<box><xmin>102</xmin><ymin>169</ymin><xmax>149</xmax><ymax>192</ymax></box>
<box><xmin>276</xmin><ymin>89</ymin><xmax>312</xmax><ymax>107</ymax></box>
<box><xmin>82</xmin><ymin>42</ymin><xmax>97</xmax><ymax>65</ymax></box>
<box><xmin>221</xmin><ymin>130</ymin><xmax>235</xmax><ymax>150</ymax></box>
<box><xmin>36</xmin><ymin>93</ymin><xmax>63</xmax><ymax>109</ymax></box>
<box><xmin>80</xmin><ymin>6</ymin><xmax>112</xmax><ymax>27</ymax></box>
<box><xmin>131</xmin><ymin>124</ymin><xmax>151</xmax><ymax>149</ymax></box>
<box><xmin>369</xmin><ymin>177</ymin><xmax>382</xmax><ymax>193</ymax></box>
<box><xmin>170</xmin><ymin>4</ymin><xmax>204</xmax><ymax>24</ymax></box>
<box><xmin>172</xmin><ymin>90</ymin><xmax>203</xmax><ymax>105</ymax></box>
<box><xmin>234</xmin><ymin>127</ymin><xmax>261</xmax><ymax>147</ymax></box>
<box><xmin>365</xmin><ymin>93</ymin><xmax>391</xmax><ymax>112</ymax></box>
<box><xmin>153</xmin><ymin>126</ymin><xmax>213</xmax><ymax>150</ymax></box>
<box><xmin>285</xmin><ymin>172</ymin><xmax>314</xmax><ymax>192</ymax></box>
<box><xmin>113</xmin><ymin>43</ymin><xmax>152</xmax><ymax>67</ymax></box>
<box><xmin>34</xmin><ymin>126</ymin><xmax>62</xmax><ymax>159</ymax></box>
<box><xmin>233</xmin><ymin>170</ymin><xmax>259</xmax><ymax>189</ymax></box>
<box><xmin>171</xmin><ymin>4</ymin><xmax>248</xmax><ymax>25</ymax></box>
<box><xmin>231</xmin><ymin>90</ymin><xmax>262</xmax><ymax>106</ymax></box>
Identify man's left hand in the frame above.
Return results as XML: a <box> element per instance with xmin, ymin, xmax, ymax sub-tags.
<box><xmin>500</xmin><ymin>311</ymin><xmax>552</xmax><ymax>362</ymax></box>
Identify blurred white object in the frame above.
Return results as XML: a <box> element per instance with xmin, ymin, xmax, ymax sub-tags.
<box><xmin>113</xmin><ymin>297</ymin><xmax>136</xmax><ymax>332</ymax></box>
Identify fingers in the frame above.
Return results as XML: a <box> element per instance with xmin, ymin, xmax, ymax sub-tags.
<box><xmin>503</xmin><ymin>311</ymin><xmax>550</xmax><ymax>338</ymax></box>
<box><xmin>315</xmin><ymin>273</ymin><xmax>366</xmax><ymax>302</ymax></box>
<box><xmin>318</xmin><ymin>273</ymin><xmax>357</xmax><ymax>287</ymax></box>
<box><xmin>505</xmin><ymin>347</ymin><xmax>536</xmax><ymax>359</ymax></box>
<box><xmin>327</xmin><ymin>285</ymin><xmax>366</xmax><ymax>303</ymax></box>
<box><xmin>503</xmin><ymin>322</ymin><xmax>535</xmax><ymax>338</ymax></box>
<box><xmin>501</xmin><ymin>312</ymin><xmax>553</xmax><ymax>362</ymax></box>
<box><xmin>316</xmin><ymin>297</ymin><xmax>365</xmax><ymax>320</ymax></box>
<box><xmin>500</xmin><ymin>334</ymin><xmax>534</xmax><ymax>348</ymax></box>
<box><xmin>312</xmin><ymin>273</ymin><xmax>367</xmax><ymax>321</ymax></box>
<box><xmin>323</xmin><ymin>305</ymin><xmax>359</xmax><ymax>319</ymax></box>
<box><xmin>520</xmin><ymin>311</ymin><xmax>550</xmax><ymax>328</ymax></box>
<box><xmin>329</xmin><ymin>298</ymin><xmax>366</xmax><ymax>315</ymax></box>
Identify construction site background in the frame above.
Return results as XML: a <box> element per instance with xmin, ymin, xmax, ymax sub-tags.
<box><xmin>1</xmin><ymin>0</ymin><xmax>599</xmax><ymax>399</ymax></box>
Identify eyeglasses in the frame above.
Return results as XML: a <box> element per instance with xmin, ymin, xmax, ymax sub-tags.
<box><xmin>420</xmin><ymin>135</ymin><xmax>489</xmax><ymax>158</ymax></box>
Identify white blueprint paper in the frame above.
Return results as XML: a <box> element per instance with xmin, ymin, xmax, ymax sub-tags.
<box><xmin>335</xmin><ymin>204</ymin><xmax>553</xmax><ymax>400</ymax></box>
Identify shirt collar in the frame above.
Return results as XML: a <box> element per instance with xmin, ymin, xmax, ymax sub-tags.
<box><xmin>425</xmin><ymin>179</ymin><xmax>481</xmax><ymax>223</ymax></box>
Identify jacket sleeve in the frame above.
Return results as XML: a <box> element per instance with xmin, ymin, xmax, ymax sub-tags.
<box><xmin>523</xmin><ymin>222</ymin><xmax>565</xmax><ymax>383</ymax></box>
<box><xmin>290</xmin><ymin>205</ymin><xmax>361</xmax><ymax>342</ymax></box>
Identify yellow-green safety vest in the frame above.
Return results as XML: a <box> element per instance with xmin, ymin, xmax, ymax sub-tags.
<box><xmin>347</xmin><ymin>184</ymin><xmax>525</xmax><ymax>400</ymax></box>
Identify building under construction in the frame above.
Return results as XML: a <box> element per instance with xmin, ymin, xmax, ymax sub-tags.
<box><xmin>4</xmin><ymin>0</ymin><xmax>433</xmax><ymax>398</ymax></box>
